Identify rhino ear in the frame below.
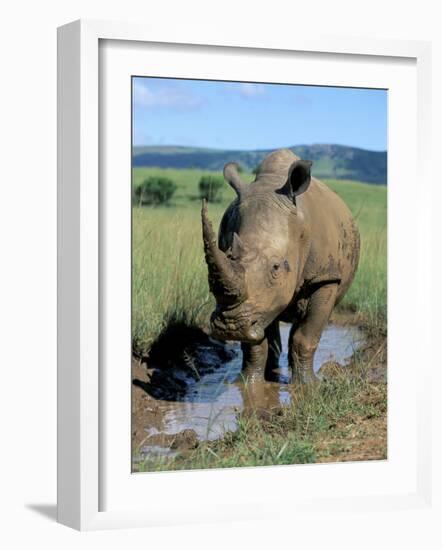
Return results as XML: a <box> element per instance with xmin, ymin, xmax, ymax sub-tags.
<box><xmin>278</xmin><ymin>160</ymin><xmax>312</xmax><ymax>202</ymax></box>
<box><xmin>223</xmin><ymin>162</ymin><xmax>246</xmax><ymax>198</ymax></box>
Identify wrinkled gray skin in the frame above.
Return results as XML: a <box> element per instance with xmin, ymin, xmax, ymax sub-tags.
<box><xmin>201</xmin><ymin>149</ymin><xmax>360</xmax><ymax>384</ymax></box>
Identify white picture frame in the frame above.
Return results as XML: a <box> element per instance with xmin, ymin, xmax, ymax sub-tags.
<box><xmin>57</xmin><ymin>19</ymin><xmax>433</xmax><ymax>531</ymax></box>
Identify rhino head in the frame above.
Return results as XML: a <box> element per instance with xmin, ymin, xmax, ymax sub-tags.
<box><xmin>201</xmin><ymin>157</ymin><xmax>312</xmax><ymax>344</ymax></box>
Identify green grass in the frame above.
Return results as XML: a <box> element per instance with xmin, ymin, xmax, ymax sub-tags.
<box><xmin>132</xmin><ymin>206</ymin><xmax>213</xmax><ymax>354</ymax></box>
<box><xmin>326</xmin><ymin>179</ymin><xmax>387</xmax><ymax>335</ymax></box>
<box><xmin>132</xmin><ymin>168</ymin><xmax>387</xmax><ymax>353</ymax></box>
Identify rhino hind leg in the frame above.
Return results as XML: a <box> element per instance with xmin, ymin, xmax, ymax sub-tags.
<box><xmin>289</xmin><ymin>283</ymin><xmax>338</xmax><ymax>384</ymax></box>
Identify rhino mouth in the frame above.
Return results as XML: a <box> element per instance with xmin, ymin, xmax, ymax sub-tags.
<box><xmin>210</xmin><ymin>308</ymin><xmax>265</xmax><ymax>344</ymax></box>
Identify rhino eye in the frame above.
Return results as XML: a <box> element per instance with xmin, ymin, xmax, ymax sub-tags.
<box><xmin>271</xmin><ymin>260</ymin><xmax>290</xmax><ymax>279</ymax></box>
<box><xmin>271</xmin><ymin>263</ymin><xmax>281</xmax><ymax>279</ymax></box>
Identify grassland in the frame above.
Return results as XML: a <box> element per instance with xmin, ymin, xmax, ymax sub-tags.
<box><xmin>132</xmin><ymin>167</ymin><xmax>387</xmax><ymax>470</ymax></box>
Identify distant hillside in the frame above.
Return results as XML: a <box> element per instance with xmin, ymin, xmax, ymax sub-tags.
<box><xmin>132</xmin><ymin>144</ymin><xmax>387</xmax><ymax>185</ymax></box>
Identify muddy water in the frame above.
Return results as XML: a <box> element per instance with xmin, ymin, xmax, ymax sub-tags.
<box><xmin>138</xmin><ymin>324</ymin><xmax>364</xmax><ymax>460</ymax></box>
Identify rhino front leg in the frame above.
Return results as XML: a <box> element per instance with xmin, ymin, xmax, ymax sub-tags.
<box><xmin>241</xmin><ymin>320</ymin><xmax>282</xmax><ymax>382</ymax></box>
<box><xmin>241</xmin><ymin>338</ymin><xmax>268</xmax><ymax>383</ymax></box>
<box><xmin>289</xmin><ymin>283</ymin><xmax>338</xmax><ymax>384</ymax></box>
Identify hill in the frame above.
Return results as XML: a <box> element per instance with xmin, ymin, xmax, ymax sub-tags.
<box><xmin>132</xmin><ymin>144</ymin><xmax>387</xmax><ymax>185</ymax></box>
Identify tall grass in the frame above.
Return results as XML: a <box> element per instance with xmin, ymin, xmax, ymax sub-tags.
<box><xmin>340</xmin><ymin>229</ymin><xmax>387</xmax><ymax>335</ymax></box>
<box><xmin>326</xmin><ymin>179</ymin><xmax>387</xmax><ymax>335</ymax></box>
<box><xmin>132</xmin><ymin>207</ymin><xmax>213</xmax><ymax>354</ymax></box>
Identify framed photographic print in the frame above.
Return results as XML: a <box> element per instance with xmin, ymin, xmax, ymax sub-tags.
<box><xmin>57</xmin><ymin>19</ymin><xmax>433</xmax><ymax>530</ymax></box>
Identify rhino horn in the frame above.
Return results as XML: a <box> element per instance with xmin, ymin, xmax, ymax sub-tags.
<box><xmin>223</xmin><ymin>162</ymin><xmax>246</xmax><ymax>198</ymax></box>
<box><xmin>201</xmin><ymin>200</ymin><xmax>246</xmax><ymax>304</ymax></box>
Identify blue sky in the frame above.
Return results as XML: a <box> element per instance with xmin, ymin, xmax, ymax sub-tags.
<box><xmin>132</xmin><ymin>77</ymin><xmax>387</xmax><ymax>151</ymax></box>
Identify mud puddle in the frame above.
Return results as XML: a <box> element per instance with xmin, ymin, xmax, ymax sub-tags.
<box><xmin>133</xmin><ymin>323</ymin><xmax>364</xmax><ymax>463</ymax></box>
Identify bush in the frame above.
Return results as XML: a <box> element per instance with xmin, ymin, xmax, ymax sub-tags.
<box><xmin>136</xmin><ymin>176</ymin><xmax>177</xmax><ymax>206</ymax></box>
<box><xmin>198</xmin><ymin>175</ymin><xmax>224</xmax><ymax>202</ymax></box>
<box><xmin>133</xmin><ymin>183</ymin><xmax>143</xmax><ymax>205</ymax></box>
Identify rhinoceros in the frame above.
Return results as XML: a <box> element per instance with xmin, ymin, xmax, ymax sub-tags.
<box><xmin>201</xmin><ymin>148</ymin><xmax>360</xmax><ymax>384</ymax></box>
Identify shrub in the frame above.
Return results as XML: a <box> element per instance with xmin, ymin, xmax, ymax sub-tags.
<box><xmin>198</xmin><ymin>175</ymin><xmax>224</xmax><ymax>202</ymax></box>
<box><xmin>137</xmin><ymin>176</ymin><xmax>177</xmax><ymax>206</ymax></box>
<box><xmin>133</xmin><ymin>183</ymin><xmax>143</xmax><ymax>206</ymax></box>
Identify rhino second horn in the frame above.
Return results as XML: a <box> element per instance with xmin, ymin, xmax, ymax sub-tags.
<box><xmin>223</xmin><ymin>162</ymin><xmax>246</xmax><ymax>197</ymax></box>
<box><xmin>201</xmin><ymin>200</ymin><xmax>246</xmax><ymax>303</ymax></box>
<box><xmin>231</xmin><ymin>232</ymin><xmax>247</xmax><ymax>259</ymax></box>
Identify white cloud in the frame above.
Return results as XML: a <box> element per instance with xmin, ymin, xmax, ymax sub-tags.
<box><xmin>223</xmin><ymin>82</ymin><xmax>267</xmax><ymax>98</ymax></box>
<box><xmin>237</xmin><ymin>83</ymin><xmax>266</xmax><ymax>98</ymax></box>
<box><xmin>133</xmin><ymin>81</ymin><xmax>204</xmax><ymax>110</ymax></box>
